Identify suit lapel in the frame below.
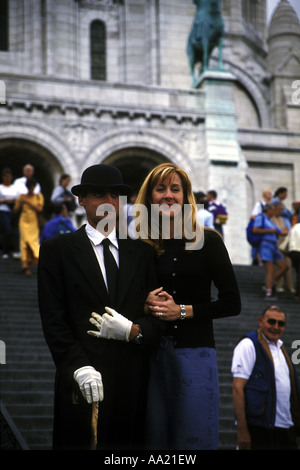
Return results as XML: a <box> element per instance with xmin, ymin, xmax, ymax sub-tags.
<box><xmin>71</xmin><ymin>228</ymin><xmax>141</xmax><ymax>308</ymax></box>
<box><xmin>116</xmin><ymin>238</ymin><xmax>139</xmax><ymax>308</ymax></box>
<box><xmin>71</xmin><ymin>226</ymin><xmax>109</xmax><ymax>303</ymax></box>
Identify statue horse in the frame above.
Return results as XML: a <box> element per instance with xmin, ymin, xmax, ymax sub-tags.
<box><xmin>187</xmin><ymin>0</ymin><xmax>224</xmax><ymax>86</ymax></box>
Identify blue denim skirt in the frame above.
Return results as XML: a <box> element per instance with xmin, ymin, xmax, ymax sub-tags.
<box><xmin>145</xmin><ymin>337</ymin><xmax>219</xmax><ymax>450</ymax></box>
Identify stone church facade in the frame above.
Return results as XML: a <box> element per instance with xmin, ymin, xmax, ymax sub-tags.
<box><xmin>0</xmin><ymin>0</ymin><xmax>299</xmax><ymax>263</ymax></box>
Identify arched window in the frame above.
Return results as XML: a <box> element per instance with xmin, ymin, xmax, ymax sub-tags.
<box><xmin>0</xmin><ymin>0</ymin><xmax>9</xmax><ymax>51</ymax></box>
<box><xmin>90</xmin><ymin>20</ymin><xmax>106</xmax><ymax>80</ymax></box>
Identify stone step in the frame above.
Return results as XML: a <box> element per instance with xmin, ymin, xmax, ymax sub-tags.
<box><xmin>1</xmin><ymin>259</ymin><xmax>300</xmax><ymax>451</ymax></box>
<box><xmin>218</xmin><ymin>430</ymin><xmax>237</xmax><ymax>450</ymax></box>
<box><xmin>4</xmin><ymin>368</ymin><xmax>54</xmax><ymax>377</ymax></box>
<box><xmin>7</xmin><ymin>403</ymin><xmax>53</xmax><ymax>417</ymax></box>
<box><xmin>2</xmin><ymin>379</ymin><xmax>54</xmax><ymax>393</ymax></box>
<box><xmin>2</xmin><ymin>390</ymin><xmax>54</xmax><ymax>405</ymax></box>
<box><xmin>9</xmin><ymin>415</ymin><xmax>53</xmax><ymax>431</ymax></box>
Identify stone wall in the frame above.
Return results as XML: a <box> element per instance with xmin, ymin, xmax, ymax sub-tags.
<box><xmin>0</xmin><ymin>0</ymin><xmax>300</xmax><ymax>264</ymax></box>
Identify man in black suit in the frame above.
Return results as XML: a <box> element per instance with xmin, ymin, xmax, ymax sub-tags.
<box><xmin>38</xmin><ymin>164</ymin><xmax>162</xmax><ymax>450</ymax></box>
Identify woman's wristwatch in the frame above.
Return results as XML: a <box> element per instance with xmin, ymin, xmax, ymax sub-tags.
<box><xmin>180</xmin><ymin>304</ymin><xmax>186</xmax><ymax>320</ymax></box>
<box><xmin>132</xmin><ymin>324</ymin><xmax>143</xmax><ymax>344</ymax></box>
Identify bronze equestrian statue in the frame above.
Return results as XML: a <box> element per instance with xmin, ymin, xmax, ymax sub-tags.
<box><xmin>187</xmin><ymin>0</ymin><xmax>224</xmax><ymax>86</ymax></box>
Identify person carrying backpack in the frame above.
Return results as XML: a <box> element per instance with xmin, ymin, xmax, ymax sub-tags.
<box><xmin>206</xmin><ymin>190</ymin><xmax>228</xmax><ymax>237</ymax></box>
<box><xmin>40</xmin><ymin>203</ymin><xmax>76</xmax><ymax>242</ymax></box>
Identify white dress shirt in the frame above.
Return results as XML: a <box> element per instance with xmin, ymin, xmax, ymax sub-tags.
<box><xmin>196</xmin><ymin>208</ymin><xmax>215</xmax><ymax>229</ymax></box>
<box><xmin>14</xmin><ymin>176</ymin><xmax>41</xmax><ymax>195</ymax></box>
<box><xmin>85</xmin><ymin>222</ymin><xmax>119</xmax><ymax>291</ymax></box>
<box><xmin>0</xmin><ymin>184</ymin><xmax>18</xmax><ymax>212</ymax></box>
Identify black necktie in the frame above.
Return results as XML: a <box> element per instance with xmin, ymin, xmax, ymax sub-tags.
<box><xmin>102</xmin><ymin>238</ymin><xmax>118</xmax><ymax>306</ymax></box>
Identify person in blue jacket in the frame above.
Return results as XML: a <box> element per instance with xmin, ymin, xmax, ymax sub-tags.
<box><xmin>40</xmin><ymin>203</ymin><xmax>76</xmax><ymax>242</ymax></box>
<box><xmin>231</xmin><ymin>305</ymin><xmax>300</xmax><ymax>450</ymax></box>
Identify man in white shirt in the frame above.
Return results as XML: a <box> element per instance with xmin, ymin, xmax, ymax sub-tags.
<box><xmin>14</xmin><ymin>164</ymin><xmax>41</xmax><ymax>195</ymax></box>
<box><xmin>251</xmin><ymin>187</ymin><xmax>273</xmax><ymax>218</ymax></box>
<box><xmin>0</xmin><ymin>168</ymin><xmax>18</xmax><ymax>257</ymax></box>
<box><xmin>194</xmin><ymin>191</ymin><xmax>215</xmax><ymax>229</ymax></box>
<box><xmin>231</xmin><ymin>305</ymin><xmax>300</xmax><ymax>450</ymax></box>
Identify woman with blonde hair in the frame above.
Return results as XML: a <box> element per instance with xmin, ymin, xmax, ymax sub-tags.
<box><xmin>135</xmin><ymin>163</ymin><xmax>241</xmax><ymax>450</ymax></box>
<box><xmin>132</xmin><ymin>162</ymin><xmax>203</xmax><ymax>253</ymax></box>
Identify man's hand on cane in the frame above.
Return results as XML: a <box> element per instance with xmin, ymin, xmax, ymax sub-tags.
<box><xmin>73</xmin><ymin>366</ymin><xmax>104</xmax><ymax>404</ymax></box>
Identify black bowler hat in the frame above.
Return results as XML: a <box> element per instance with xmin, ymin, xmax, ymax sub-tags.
<box><xmin>71</xmin><ymin>164</ymin><xmax>132</xmax><ymax>196</ymax></box>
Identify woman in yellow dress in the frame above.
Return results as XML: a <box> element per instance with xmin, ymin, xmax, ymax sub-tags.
<box><xmin>14</xmin><ymin>177</ymin><xmax>44</xmax><ymax>276</ymax></box>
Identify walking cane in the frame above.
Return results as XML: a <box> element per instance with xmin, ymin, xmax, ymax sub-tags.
<box><xmin>91</xmin><ymin>401</ymin><xmax>99</xmax><ymax>450</ymax></box>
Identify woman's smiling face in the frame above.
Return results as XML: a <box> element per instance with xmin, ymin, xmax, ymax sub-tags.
<box><xmin>151</xmin><ymin>172</ymin><xmax>184</xmax><ymax>218</ymax></box>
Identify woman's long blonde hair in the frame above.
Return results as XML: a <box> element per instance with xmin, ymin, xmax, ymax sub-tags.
<box><xmin>134</xmin><ymin>163</ymin><xmax>203</xmax><ymax>255</ymax></box>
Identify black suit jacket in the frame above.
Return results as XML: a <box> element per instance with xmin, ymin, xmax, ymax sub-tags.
<box><xmin>38</xmin><ymin>225</ymin><xmax>162</xmax><ymax>450</ymax></box>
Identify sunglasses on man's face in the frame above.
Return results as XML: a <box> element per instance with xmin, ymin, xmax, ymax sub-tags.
<box><xmin>266</xmin><ymin>318</ymin><xmax>286</xmax><ymax>327</ymax></box>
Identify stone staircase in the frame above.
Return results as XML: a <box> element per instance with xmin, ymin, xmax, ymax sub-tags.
<box><xmin>0</xmin><ymin>259</ymin><xmax>55</xmax><ymax>450</ymax></box>
<box><xmin>0</xmin><ymin>258</ymin><xmax>299</xmax><ymax>450</ymax></box>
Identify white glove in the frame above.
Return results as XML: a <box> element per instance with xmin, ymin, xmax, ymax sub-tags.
<box><xmin>73</xmin><ymin>366</ymin><xmax>104</xmax><ymax>404</ymax></box>
<box><xmin>88</xmin><ymin>307</ymin><xmax>133</xmax><ymax>342</ymax></box>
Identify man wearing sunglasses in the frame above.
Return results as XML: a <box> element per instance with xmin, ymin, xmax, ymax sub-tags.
<box><xmin>231</xmin><ymin>305</ymin><xmax>300</xmax><ymax>450</ymax></box>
